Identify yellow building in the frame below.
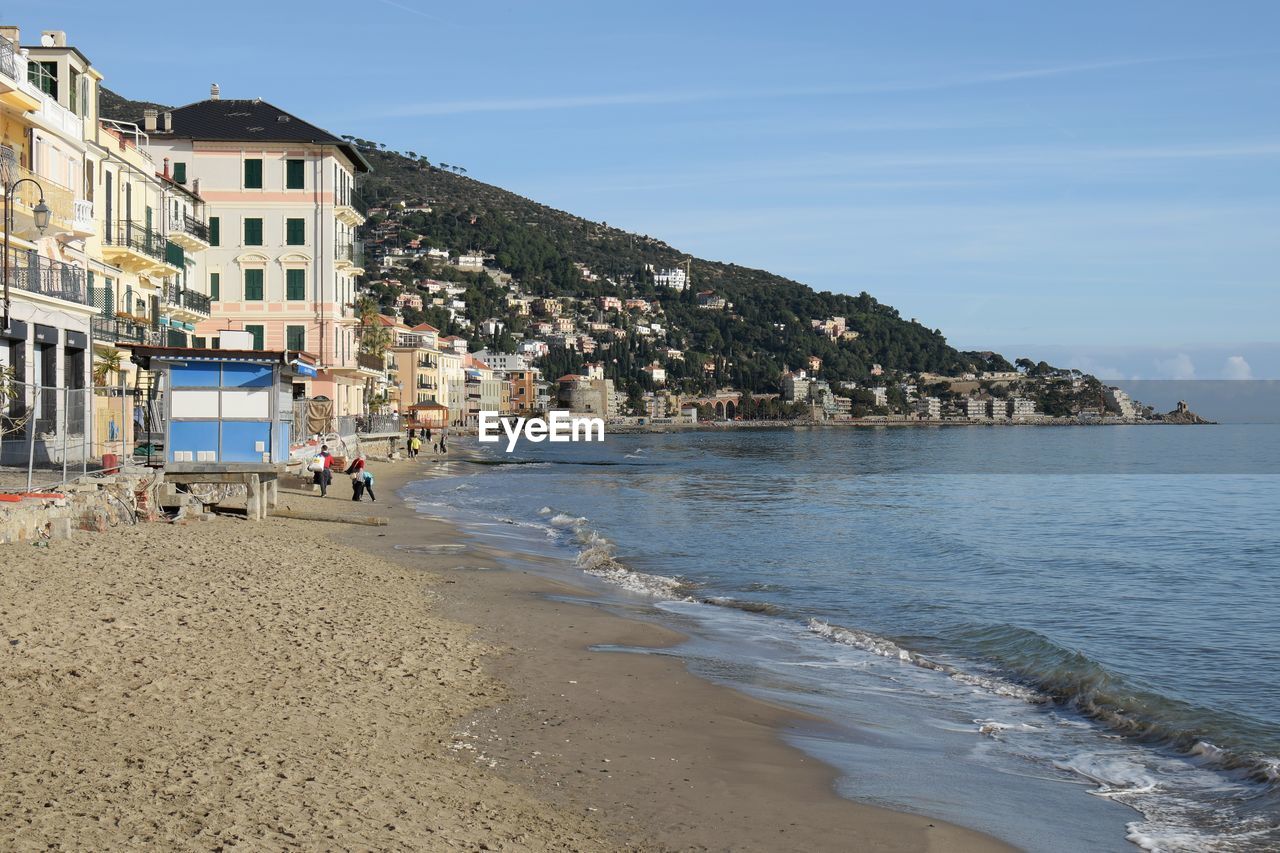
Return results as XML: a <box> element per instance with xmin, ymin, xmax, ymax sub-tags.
<box><xmin>0</xmin><ymin>26</ymin><xmax>97</xmax><ymax>464</ymax></box>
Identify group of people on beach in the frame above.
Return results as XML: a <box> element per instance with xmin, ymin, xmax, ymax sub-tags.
<box><xmin>308</xmin><ymin>445</ymin><xmax>376</xmax><ymax>502</ymax></box>
<box><xmin>308</xmin><ymin>426</ymin><xmax>447</xmax><ymax>502</ymax></box>
<box><xmin>406</xmin><ymin>427</ymin><xmax>446</xmax><ymax>458</ymax></box>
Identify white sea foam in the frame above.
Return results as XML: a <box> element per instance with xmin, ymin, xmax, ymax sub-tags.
<box><xmin>549</xmin><ymin>512</ymin><xmax>587</xmax><ymax>528</ymax></box>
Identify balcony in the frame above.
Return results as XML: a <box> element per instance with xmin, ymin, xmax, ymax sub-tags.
<box><xmin>102</xmin><ymin>221</ymin><xmax>180</xmax><ymax>275</ymax></box>
<box><xmin>0</xmin><ymin>36</ymin><xmax>41</xmax><ymax>111</ymax></box>
<box><xmin>357</xmin><ymin>352</ymin><xmax>385</xmax><ymax>373</ymax></box>
<box><xmin>166</xmin><ymin>212</ymin><xmax>210</xmax><ymax>251</ymax></box>
<box><xmin>0</xmin><ymin>162</ymin><xmax>79</xmax><ymax>237</ymax></box>
<box><xmin>71</xmin><ymin>198</ymin><xmax>94</xmax><ymax>238</ymax></box>
<box><xmin>31</xmin><ymin>89</ymin><xmax>83</xmax><ymax>139</ymax></box>
<box><xmin>161</xmin><ymin>283</ymin><xmax>211</xmax><ymax>321</ymax></box>
<box><xmin>334</xmin><ymin>243</ymin><xmax>365</xmax><ymax>274</ymax></box>
<box><xmin>3</xmin><ymin>251</ymin><xmax>87</xmax><ymax>306</ymax></box>
<box><xmin>182</xmin><ymin>288</ymin><xmax>211</xmax><ymax>316</ymax></box>
<box><xmin>91</xmin><ymin>315</ymin><xmax>160</xmax><ymax>347</ymax></box>
<box><xmin>335</xmin><ymin>202</ymin><xmax>365</xmax><ymax>227</ymax></box>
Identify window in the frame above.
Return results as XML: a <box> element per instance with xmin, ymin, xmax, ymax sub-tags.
<box><xmin>286</xmin><ymin>325</ymin><xmax>306</xmax><ymax>351</ymax></box>
<box><xmin>285</xmin><ymin>218</ymin><xmax>305</xmax><ymax>245</ymax></box>
<box><xmin>286</xmin><ymin>159</ymin><xmax>305</xmax><ymax>189</ymax></box>
<box><xmin>286</xmin><ymin>268</ymin><xmax>306</xmax><ymax>300</ymax></box>
<box><xmin>211</xmin><ymin>337</ymin><xmax>221</xmax><ymax>350</ymax></box>
<box><xmin>209</xmin><ymin>272</ymin><xmax>220</xmax><ymax>301</ymax></box>
<box><xmin>193</xmin><ymin>336</ymin><xmax>206</xmax><ymax>348</ymax></box>
<box><xmin>69</xmin><ymin>70</ymin><xmax>80</xmax><ymax>114</ymax></box>
<box><xmin>244</xmin><ymin>218</ymin><xmax>263</xmax><ymax>246</ymax></box>
<box><xmin>244</xmin><ymin>158</ymin><xmax>263</xmax><ymax>189</ymax></box>
<box><xmin>209</xmin><ymin>216</ymin><xmax>220</xmax><ymax>246</ymax></box>
<box><xmin>173</xmin><ymin>162</ymin><xmax>187</xmax><ymax>184</ymax></box>
<box><xmin>244</xmin><ymin>269</ymin><xmax>264</xmax><ymax>300</ymax></box>
<box><xmin>245</xmin><ymin>325</ymin><xmax>265</xmax><ymax>351</ymax></box>
<box><xmin>29</xmin><ymin>61</ymin><xmax>57</xmax><ymax>97</ymax></box>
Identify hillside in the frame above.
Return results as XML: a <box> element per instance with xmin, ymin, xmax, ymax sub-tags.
<box><xmin>102</xmin><ymin>89</ymin><xmax>1007</xmax><ymax>397</ymax></box>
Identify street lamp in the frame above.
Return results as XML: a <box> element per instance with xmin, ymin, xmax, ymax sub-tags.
<box><xmin>3</xmin><ymin>176</ymin><xmax>52</xmax><ymax>332</ymax></box>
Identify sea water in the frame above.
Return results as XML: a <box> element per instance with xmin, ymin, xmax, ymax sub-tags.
<box><xmin>403</xmin><ymin>425</ymin><xmax>1280</xmax><ymax>852</ymax></box>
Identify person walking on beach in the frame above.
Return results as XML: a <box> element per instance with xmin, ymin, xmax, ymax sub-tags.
<box><xmin>409</xmin><ymin>434</ymin><xmax>422</xmax><ymax>458</ymax></box>
<box><xmin>438</xmin><ymin>428</ymin><xmax>447</xmax><ymax>455</ymax></box>
<box><xmin>362</xmin><ymin>467</ymin><xmax>376</xmax><ymax>502</ymax></box>
<box><xmin>312</xmin><ymin>445</ymin><xmax>333</xmax><ymax>497</ymax></box>
<box><xmin>346</xmin><ymin>454</ymin><xmax>368</xmax><ymax>501</ymax></box>
<box><xmin>407</xmin><ymin>428</ymin><xmax>417</xmax><ymax>458</ymax></box>
<box><xmin>424</xmin><ymin>427</ymin><xmax>432</xmax><ymax>453</ymax></box>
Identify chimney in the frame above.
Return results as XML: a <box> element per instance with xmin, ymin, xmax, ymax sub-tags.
<box><xmin>210</xmin><ymin>83</ymin><xmax>220</xmax><ymax>101</ymax></box>
<box><xmin>162</xmin><ymin>157</ymin><xmax>170</xmax><ymax>180</ymax></box>
<box><xmin>162</xmin><ymin>111</ymin><xmax>172</xmax><ymax>132</ymax></box>
<box><xmin>192</xmin><ymin>178</ymin><xmax>200</xmax><ymax>197</ymax></box>
<box><xmin>39</xmin><ymin>30</ymin><xmax>67</xmax><ymax>47</ymax></box>
<box><xmin>0</xmin><ymin>27</ymin><xmax>20</xmax><ymax>45</ymax></box>
<box><xmin>143</xmin><ymin>109</ymin><xmax>158</xmax><ymax>132</ymax></box>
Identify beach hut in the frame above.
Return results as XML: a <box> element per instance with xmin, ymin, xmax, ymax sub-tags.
<box><xmin>130</xmin><ymin>346</ymin><xmax>314</xmax><ymax>464</ymax></box>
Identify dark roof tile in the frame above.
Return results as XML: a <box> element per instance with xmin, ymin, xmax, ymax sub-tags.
<box><xmin>143</xmin><ymin>99</ymin><xmax>371</xmax><ymax>172</ymax></box>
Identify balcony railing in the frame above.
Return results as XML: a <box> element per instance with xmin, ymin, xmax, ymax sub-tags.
<box><xmin>162</xmin><ymin>284</ymin><xmax>211</xmax><ymax>317</ymax></box>
<box><xmin>108</xmin><ymin>222</ymin><xmax>170</xmax><ymax>261</ymax></box>
<box><xmin>168</xmin><ymin>212</ymin><xmax>209</xmax><ymax>243</ymax></box>
<box><xmin>91</xmin><ymin>315</ymin><xmax>159</xmax><ymax>346</ymax></box>
<box><xmin>357</xmin><ymin>352</ymin><xmax>385</xmax><ymax>372</ymax></box>
<box><xmin>181</xmin><ymin>289</ymin><xmax>211</xmax><ymax>315</ymax></box>
<box><xmin>3</xmin><ymin>251</ymin><xmax>87</xmax><ymax>305</ymax></box>
<box><xmin>73</xmin><ymin>198</ymin><xmax>93</xmax><ymax>229</ymax></box>
<box><xmin>0</xmin><ymin>162</ymin><xmax>75</xmax><ymax>224</ymax></box>
<box><xmin>0</xmin><ymin>33</ymin><xmax>24</xmax><ymax>84</ymax></box>
<box><xmin>335</xmin><ymin>243</ymin><xmax>364</xmax><ymax>266</ymax></box>
<box><xmin>417</xmin><ymin>359</ymin><xmax>437</xmax><ymax>369</ymax></box>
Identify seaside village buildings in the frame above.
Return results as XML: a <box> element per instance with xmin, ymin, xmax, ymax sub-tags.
<box><xmin>0</xmin><ymin>24</ymin><xmax>393</xmax><ymax>469</ymax></box>
<box><xmin>0</xmin><ymin>23</ymin><xmax>1071</xmax><ymax>469</ymax></box>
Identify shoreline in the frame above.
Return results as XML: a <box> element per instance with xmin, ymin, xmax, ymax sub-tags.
<box><xmin>363</xmin><ymin>456</ymin><xmax>1014</xmax><ymax>851</ymax></box>
<box><xmin>0</xmin><ymin>455</ymin><xmax>1013</xmax><ymax>851</ymax></box>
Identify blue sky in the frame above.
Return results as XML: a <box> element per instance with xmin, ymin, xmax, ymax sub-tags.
<box><xmin>17</xmin><ymin>1</ymin><xmax>1280</xmax><ymax>378</ymax></box>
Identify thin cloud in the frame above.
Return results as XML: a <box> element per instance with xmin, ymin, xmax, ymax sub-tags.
<box><xmin>367</xmin><ymin>55</ymin><xmax>1208</xmax><ymax>118</ymax></box>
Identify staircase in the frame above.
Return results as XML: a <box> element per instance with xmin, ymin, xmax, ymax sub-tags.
<box><xmin>132</xmin><ymin>369</ymin><xmax>165</xmax><ymax>465</ymax></box>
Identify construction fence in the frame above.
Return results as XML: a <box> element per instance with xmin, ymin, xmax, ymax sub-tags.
<box><xmin>0</xmin><ymin>381</ymin><xmax>151</xmax><ymax>492</ymax></box>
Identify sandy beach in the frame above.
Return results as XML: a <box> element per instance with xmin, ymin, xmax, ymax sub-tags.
<box><xmin>0</xmin><ymin>456</ymin><xmax>1013</xmax><ymax>852</ymax></box>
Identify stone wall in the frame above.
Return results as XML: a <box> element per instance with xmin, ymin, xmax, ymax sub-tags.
<box><xmin>0</xmin><ymin>467</ymin><xmax>165</xmax><ymax>546</ymax></box>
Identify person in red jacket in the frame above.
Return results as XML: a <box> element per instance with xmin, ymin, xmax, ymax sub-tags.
<box><xmin>312</xmin><ymin>445</ymin><xmax>333</xmax><ymax>497</ymax></box>
<box><xmin>345</xmin><ymin>454</ymin><xmax>368</xmax><ymax>501</ymax></box>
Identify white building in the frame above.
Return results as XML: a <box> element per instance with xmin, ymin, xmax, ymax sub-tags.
<box><xmin>650</xmin><ymin>265</ymin><xmax>688</xmax><ymax>291</ymax></box>
<box><xmin>916</xmin><ymin>396</ymin><xmax>942</xmax><ymax>419</ymax></box>
<box><xmin>472</xmin><ymin>350</ymin><xmax>528</xmax><ymax>373</ymax></box>
<box><xmin>964</xmin><ymin>398</ymin><xmax>987</xmax><ymax>419</ymax></box>
<box><xmin>142</xmin><ymin>88</ymin><xmax>373</xmax><ymax>414</ymax></box>
<box><xmin>1105</xmin><ymin>386</ymin><xmax>1138</xmax><ymax>418</ymax></box>
<box><xmin>1009</xmin><ymin>397</ymin><xmax>1037</xmax><ymax>419</ymax></box>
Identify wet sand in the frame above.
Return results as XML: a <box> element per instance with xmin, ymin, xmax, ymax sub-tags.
<box><xmin>0</xmin><ymin>456</ymin><xmax>1014</xmax><ymax>851</ymax></box>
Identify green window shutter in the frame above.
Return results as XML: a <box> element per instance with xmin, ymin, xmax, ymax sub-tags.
<box><xmin>244</xmin><ymin>218</ymin><xmax>263</xmax><ymax>245</ymax></box>
<box><xmin>209</xmin><ymin>272</ymin><xmax>220</xmax><ymax>301</ymax></box>
<box><xmin>286</xmin><ymin>218</ymin><xmax>305</xmax><ymax>245</ymax></box>
<box><xmin>286</xmin><ymin>268</ymin><xmax>306</xmax><ymax>300</ymax></box>
<box><xmin>173</xmin><ymin>162</ymin><xmax>187</xmax><ymax>183</ymax></box>
<box><xmin>246</xmin><ymin>325</ymin><xmax>265</xmax><ymax>351</ymax></box>
<box><xmin>211</xmin><ymin>337</ymin><xmax>221</xmax><ymax>350</ymax></box>
<box><xmin>286</xmin><ymin>159</ymin><xmax>305</xmax><ymax>189</ymax></box>
<box><xmin>244</xmin><ymin>269</ymin><xmax>264</xmax><ymax>300</ymax></box>
<box><xmin>209</xmin><ymin>216</ymin><xmax>220</xmax><ymax>246</ymax></box>
<box><xmin>165</xmin><ymin>240</ymin><xmax>184</xmax><ymax>267</ymax></box>
<box><xmin>244</xmin><ymin>158</ymin><xmax>263</xmax><ymax>188</ymax></box>
<box><xmin>192</xmin><ymin>336</ymin><xmax>206</xmax><ymax>348</ymax></box>
<box><xmin>286</xmin><ymin>325</ymin><xmax>306</xmax><ymax>351</ymax></box>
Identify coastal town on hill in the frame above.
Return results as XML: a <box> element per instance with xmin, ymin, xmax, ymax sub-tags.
<box><xmin>0</xmin><ymin>23</ymin><xmax>1184</xmax><ymax>490</ymax></box>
